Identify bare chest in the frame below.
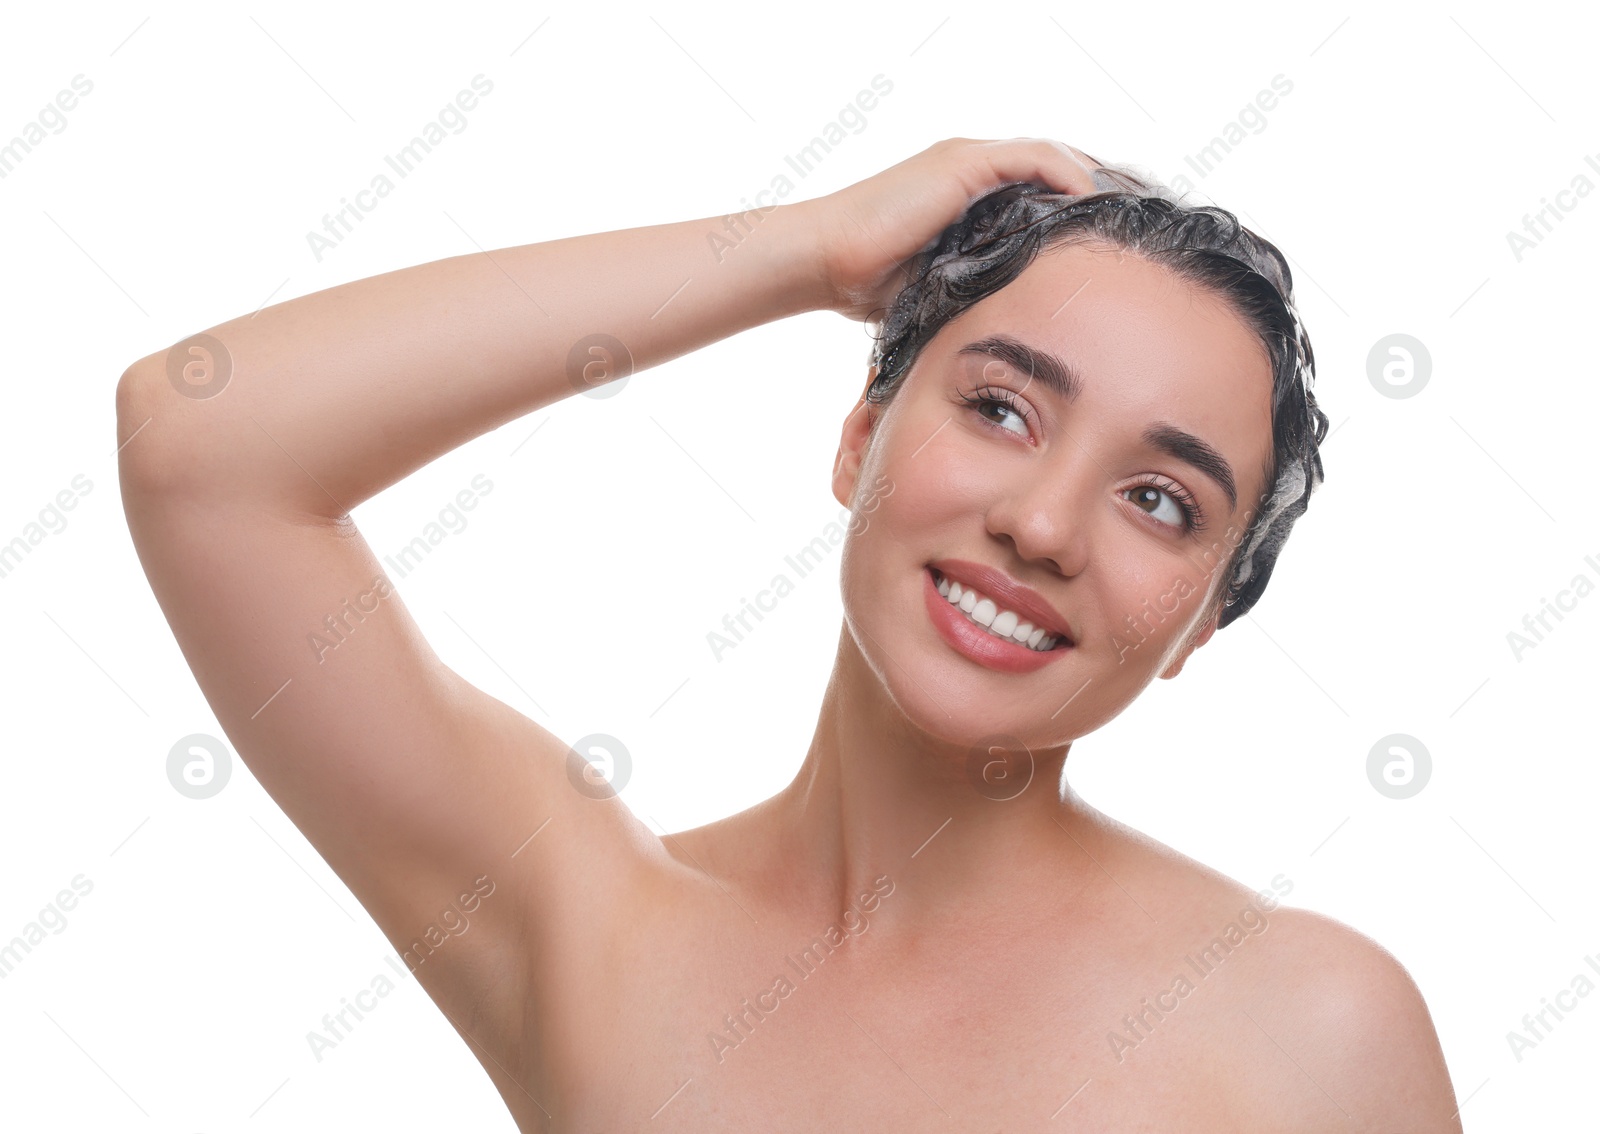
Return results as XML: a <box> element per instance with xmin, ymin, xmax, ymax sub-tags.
<box><xmin>516</xmin><ymin>900</ymin><xmax>1272</xmax><ymax>1131</ymax></box>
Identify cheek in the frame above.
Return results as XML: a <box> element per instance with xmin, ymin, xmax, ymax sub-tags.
<box><xmin>1101</xmin><ymin>551</ymin><xmax>1215</xmax><ymax>653</ymax></box>
<box><xmin>837</xmin><ymin>441</ymin><xmax>966</xmax><ymax>619</ymax></box>
<box><xmin>849</xmin><ymin>433</ymin><xmax>970</xmax><ymax>540</ymax></box>
<box><xmin>882</xmin><ymin>419</ymin><xmax>1007</xmax><ymax>519</ymax></box>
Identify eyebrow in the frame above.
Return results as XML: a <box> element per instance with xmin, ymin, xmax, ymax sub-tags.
<box><xmin>956</xmin><ymin>334</ymin><xmax>1239</xmax><ymax>510</ymax></box>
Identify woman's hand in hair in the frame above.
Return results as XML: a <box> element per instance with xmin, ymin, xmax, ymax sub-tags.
<box><xmin>799</xmin><ymin>137</ymin><xmax>1101</xmax><ymax>322</ymax></box>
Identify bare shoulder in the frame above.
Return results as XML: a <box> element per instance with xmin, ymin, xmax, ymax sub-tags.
<box><xmin>1085</xmin><ymin>815</ymin><xmax>1460</xmax><ymax>1129</ymax></box>
<box><xmin>1241</xmin><ymin>905</ymin><xmax>1461</xmax><ymax>1131</ymax></box>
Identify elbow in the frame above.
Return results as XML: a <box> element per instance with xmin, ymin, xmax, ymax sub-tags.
<box><xmin>115</xmin><ymin>356</ymin><xmax>178</xmax><ymax>494</ymax></box>
<box><xmin>115</xmin><ymin>356</ymin><xmax>154</xmax><ymax>414</ymax></box>
<box><xmin>117</xmin><ymin>343</ymin><xmax>250</xmax><ymax>498</ymax></box>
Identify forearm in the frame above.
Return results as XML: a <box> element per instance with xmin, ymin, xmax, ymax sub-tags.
<box><xmin>117</xmin><ymin>202</ymin><xmax>828</xmax><ymax>515</ymax></box>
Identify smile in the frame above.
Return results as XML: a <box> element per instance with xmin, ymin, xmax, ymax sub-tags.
<box><xmin>931</xmin><ymin>567</ymin><xmax>1065</xmax><ymax>651</ymax></box>
<box><xmin>922</xmin><ymin>566</ymin><xmax>1073</xmax><ymax>674</ymax></box>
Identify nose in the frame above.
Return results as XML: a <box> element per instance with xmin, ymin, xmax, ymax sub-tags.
<box><xmin>984</xmin><ymin>454</ymin><xmax>1093</xmax><ymax>579</ymax></box>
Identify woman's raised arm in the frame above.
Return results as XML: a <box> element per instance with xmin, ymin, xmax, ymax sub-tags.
<box><xmin>111</xmin><ymin>197</ymin><xmax>841</xmax><ymax>1080</ymax></box>
<box><xmin>118</xmin><ymin>137</ymin><xmax>1099</xmax><ymax>516</ymax></box>
<box><xmin>112</xmin><ymin>138</ymin><xmax>1101</xmax><ymax>1091</ymax></box>
<box><xmin>117</xmin><ymin>205</ymin><xmax>828</xmax><ymax>517</ymax></box>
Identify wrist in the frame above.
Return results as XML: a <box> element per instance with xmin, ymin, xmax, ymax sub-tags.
<box><xmin>759</xmin><ymin>199</ymin><xmax>837</xmax><ymax>318</ymax></box>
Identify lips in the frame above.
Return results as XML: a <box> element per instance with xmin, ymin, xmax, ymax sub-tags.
<box><xmin>926</xmin><ymin>558</ymin><xmax>1076</xmax><ymax>646</ymax></box>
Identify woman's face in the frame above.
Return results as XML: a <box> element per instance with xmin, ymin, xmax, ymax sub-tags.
<box><xmin>831</xmin><ymin>240</ymin><xmax>1275</xmax><ymax>751</ymax></box>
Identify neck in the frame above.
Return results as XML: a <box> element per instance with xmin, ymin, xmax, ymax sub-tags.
<box><xmin>770</xmin><ymin>623</ymin><xmax>1104</xmax><ymax>942</ymax></box>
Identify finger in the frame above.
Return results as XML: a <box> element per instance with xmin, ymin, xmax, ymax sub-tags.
<box><xmin>972</xmin><ymin>138</ymin><xmax>1100</xmax><ymax>197</ymax></box>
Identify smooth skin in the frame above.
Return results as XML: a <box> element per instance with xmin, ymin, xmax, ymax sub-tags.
<box><xmin>117</xmin><ymin>137</ymin><xmax>1460</xmax><ymax>1131</ymax></box>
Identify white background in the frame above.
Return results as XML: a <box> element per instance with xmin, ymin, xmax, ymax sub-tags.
<box><xmin>1</xmin><ymin>0</ymin><xmax>1594</xmax><ymax>1128</ymax></box>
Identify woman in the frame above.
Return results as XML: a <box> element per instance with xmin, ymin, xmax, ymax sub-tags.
<box><xmin>117</xmin><ymin>137</ymin><xmax>1459</xmax><ymax>1130</ymax></box>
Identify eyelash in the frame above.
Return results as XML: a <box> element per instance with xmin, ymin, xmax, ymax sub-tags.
<box><xmin>958</xmin><ymin>383</ymin><xmax>1036</xmax><ymax>431</ymax></box>
<box><xmin>956</xmin><ymin>384</ymin><xmax>1208</xmax><ymax>534</ymax></box>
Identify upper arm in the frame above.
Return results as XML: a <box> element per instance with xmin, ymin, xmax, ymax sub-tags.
<box><xmin>115</xmin><ymin>365</ymin><xmax>664</xmax><ymax>1019</ymax></box>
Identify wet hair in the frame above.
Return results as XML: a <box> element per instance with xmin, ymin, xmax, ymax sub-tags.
<box><xmin>865</xmin><ymin>163</ymin><xmax>1328</xmax><ymax>629</ymax></box>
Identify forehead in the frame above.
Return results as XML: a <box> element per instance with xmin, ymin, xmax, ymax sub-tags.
<box><xmin>924</xmin><ymin>241</ymin><xmax>1276</xmax><ymax>504</ymax></box>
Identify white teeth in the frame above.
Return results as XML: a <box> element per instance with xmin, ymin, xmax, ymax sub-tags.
<box><xmin>932</xmin><ymin>570</ymin><xmax>1062</xmax><ymax>651</ymax></box>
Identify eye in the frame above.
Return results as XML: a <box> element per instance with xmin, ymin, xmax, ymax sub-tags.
<box><xmin>958</xmin><ymin>385</ymin><xmax>1033</xmax><ymax>437</ymax></box>
<box><xmin>1125</xmin><ymin>479</ymin><xmax>1206</xmax><ymax>533</ymax></box>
